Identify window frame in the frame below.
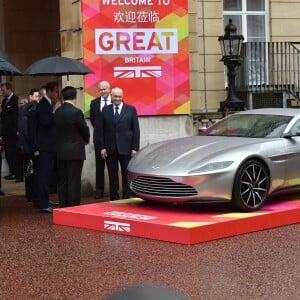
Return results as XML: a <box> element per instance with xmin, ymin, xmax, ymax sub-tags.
<box><xmin>223</xmin><ymin>0</ymin><xmax>270</xmax><ymax>86</ymax></box>
<box><xmin>223</xmin><ymin>0</ymin><xmax>269</xmax><ymax>43</ymax></box>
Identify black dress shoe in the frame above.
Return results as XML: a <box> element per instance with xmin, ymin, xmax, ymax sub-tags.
<box><xmin>49</xmin><ymin>200</ymin><xmax>59</xmax><ymax>207</ymax></box>
<box><xmin>0</xmin><ymin>190</ymin><xmax>5</xmax><ymax>196</ymax></box>
<box><xmin>122</xmin><ymin>192</ymin><xmax>132</xmax><ymax>199</ymax></box>
<box><xmin>95</xmin><ymin>192</ymin><xmax>103</xmax><ymax>199</ymax></box>
<box><xmin>40</xmin><ymin>206</ymin><xmax>53</xmax><ymax>214</ymax></box>
<box><xmin>5</xmin><ymin>174</ymin><xmax>16</xmax><ymax>180</ymax></box>
<box><xmin>15</xmin><ymin>178</ymin><xmax>24</xmax><ymax>183</ymax></box>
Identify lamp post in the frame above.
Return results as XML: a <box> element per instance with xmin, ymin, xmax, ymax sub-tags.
<box><xmin>218</xmin><ymin>19</ymin><xmax>245</xmax><ymax>112</ymax></box>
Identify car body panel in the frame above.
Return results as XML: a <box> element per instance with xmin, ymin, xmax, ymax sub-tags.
<box><xmin>128</xmin><ymin>108</ymin><xmax>300</xmax><ymax>207</ymax></box>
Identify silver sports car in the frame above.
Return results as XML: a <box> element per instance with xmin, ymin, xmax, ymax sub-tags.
<box><xmin>128</xmin><ymin>108</ymin><xmax>300</xmax><ymax>212</ymax></box>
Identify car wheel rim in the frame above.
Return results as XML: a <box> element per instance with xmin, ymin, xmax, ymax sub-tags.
<box><xmin>239</xmin><ymin>163</ymin><xmax>268</xmax><ymax>209</ymax></box>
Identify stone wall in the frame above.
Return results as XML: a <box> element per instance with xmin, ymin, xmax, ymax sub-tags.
<box><xmin>271</xmin><ymin>1</ymin><xmax>300</xmax><ymax>42</ymax></box>
<box><xmin>189</xmin><ymin>0</ymin><xmax>226</xmax><ymax>113</ymax></box>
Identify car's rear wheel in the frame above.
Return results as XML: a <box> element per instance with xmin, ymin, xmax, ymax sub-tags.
<box><xmin>232</xmin><ymin>159</ymin><xmax>270</xmax><ymax>212</ymax></box>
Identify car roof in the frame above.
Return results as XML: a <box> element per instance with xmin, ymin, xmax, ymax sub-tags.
<box><xmin>237</xmin><ymin>108</ymin><xmax>300</xmax><ymax>117</ymax></box>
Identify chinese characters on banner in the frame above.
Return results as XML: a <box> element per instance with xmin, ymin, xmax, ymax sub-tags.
<box><xmin>82</xmin><ymin>0</ymin><xmax>190</xmax><ymax>116</ymax></box>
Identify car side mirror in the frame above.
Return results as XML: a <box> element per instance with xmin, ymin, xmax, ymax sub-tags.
<box><xmin>283</xmin><ymin>132</ymin><xmax>292</xmax><ymax>138</ymax></box>
<box><xmin>283</xmin><ymin>130</ymin><xmax>300</xmax><ymax>138</ymax></box>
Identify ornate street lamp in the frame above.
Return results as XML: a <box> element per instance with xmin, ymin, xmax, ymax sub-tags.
<box><xmin>218</xmin><ymin>19</ymin><xmax>245</xmax><ymax>111</ymax></box>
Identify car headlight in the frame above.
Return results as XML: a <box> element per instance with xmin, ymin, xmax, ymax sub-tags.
<box><xmin>188</xmin><ymin>161</ymin><xmax>234</xmax><ymax>174</ymax></box>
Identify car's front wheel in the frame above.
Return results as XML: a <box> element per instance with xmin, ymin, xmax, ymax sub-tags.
<box><xmin>232</xmin><ymin>159</ymin><xmax>270</xmax><ymax>212</ymax></box>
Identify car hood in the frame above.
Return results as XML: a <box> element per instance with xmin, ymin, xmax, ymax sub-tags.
<box><xmin>128</xmin><ymin>136</ymin><xmax>272</xmax><ymax>175</ymax></box>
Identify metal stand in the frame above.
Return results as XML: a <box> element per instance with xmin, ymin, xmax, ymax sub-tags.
<box><xmin>219</xmin><ymin>60</ymin><xmax>245</xmax><ymax>112</ymax></box>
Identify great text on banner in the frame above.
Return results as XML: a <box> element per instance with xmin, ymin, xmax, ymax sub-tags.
<box><xmin>82</xmin><ymin>0</ymin><xmax>190</xmax><ymax>116</ymax></box>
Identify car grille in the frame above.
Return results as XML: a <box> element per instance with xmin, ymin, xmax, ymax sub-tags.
<box><xmin>130</xmin><ymin>176</ymin><xmax>198</xmax><ymax>197</ymax></box>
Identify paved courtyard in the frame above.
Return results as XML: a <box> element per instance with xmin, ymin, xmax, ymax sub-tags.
<box><xmin>1</xmin><ymin>180</ymin><xmax>300</xmax><ymax>299</ymax></box>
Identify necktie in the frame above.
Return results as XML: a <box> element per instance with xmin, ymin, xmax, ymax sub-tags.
<box><xmin>4</xmin><ymin>96</ymin><xmax>12</xmax><ymax>107</ymax></box>
<box><xmin>101</xmin><ymin>98</ymin><xmax>107</xmax><ymax>112</ymax></box>
<box><xmin>114</xmin><ymin>105</ymin><xmax>120</xmax><ymax>124</ymax></box>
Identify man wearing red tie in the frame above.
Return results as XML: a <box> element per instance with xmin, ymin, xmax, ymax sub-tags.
<box><xmin>94</xmin><ymin>87</ymin><xmax>140</xmax><ymax>200</ymax></box>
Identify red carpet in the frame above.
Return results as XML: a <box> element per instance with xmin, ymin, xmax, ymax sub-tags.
<box><xmin>53</xmin><ymin>197</ymin><xmax>300</xmax><ymax>244</ymax></box>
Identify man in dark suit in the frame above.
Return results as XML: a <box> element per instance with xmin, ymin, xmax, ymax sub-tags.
<box><xmin>90</xmin><ymin>80</ymin><xmax>111</xmax><ymax>199</ymax></box>
<box><xmin>15</xmin><ymin>97</ymin><xmax>28</xmax><ymax>183</ymax></box>
<box><xmin>0</xmin><ymin>82</ymin><xmax>19</xmax><ymax>180</ymax></box>
<box><xmin>94</xmin><ymin>87</ymin><xmax>140</xmax><ymax>200</ymax></box>
<box><xmin>54</xmin><ymin>86</ymin><xmax>90</xmax><ymax>207</ymax></box>
<box><xmin>18</xmin><ymin>88</ymin><xmax>40</xmax><ymax>206</ymax></box>
<box><xmin>35</xmin><ymin>81</ymin><xmax>60</xmax><ymax>213</ymax></box>
<box><xmin>0</xmin><ymin>116</ymin><xmax>4</xmax><ymax>195</ymax></box>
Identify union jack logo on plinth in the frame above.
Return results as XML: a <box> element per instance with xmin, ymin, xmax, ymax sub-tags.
<box><xmin>114</xmin><ymin>66</ymin><xmax>162</xmax><ymax>78</ymax></box>
<box><xmin>104</xmin><ymin>220</ymin><xmax>131</xmax><ymax>232</ymax></box>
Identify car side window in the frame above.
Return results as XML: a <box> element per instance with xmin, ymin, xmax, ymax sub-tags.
<box><xmin>290</xmin><ymin>120</ymin><xmax>300</xmax><ymax>136</ymax></box>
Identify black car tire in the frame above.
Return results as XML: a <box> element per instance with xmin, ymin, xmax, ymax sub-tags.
<box><xmin>232</xmin><ymin>159</ymin><xmax>270</xmax><ymax>212</ymax></box>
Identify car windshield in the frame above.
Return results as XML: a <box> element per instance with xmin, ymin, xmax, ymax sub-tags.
<box><xmin>202</xmin><ymin>114</ymin><xmax>292</xmax><ymax>138</ymax></box>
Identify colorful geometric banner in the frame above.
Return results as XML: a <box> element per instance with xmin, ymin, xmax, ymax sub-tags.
<box><xmin>82</xmin><ymin>0</ymin><xmax>190</xmax><ymax>116</ymax></box>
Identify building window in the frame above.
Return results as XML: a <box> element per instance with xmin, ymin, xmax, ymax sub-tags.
<box><xmin>223</xmin><ymin>0</ymin><xmax>268</xmax><ymax>42</ymax></box>
<box><xmin>223</xmin><ymin>0</ymin><xmax>269</xmax><ymax>85</ymax></box>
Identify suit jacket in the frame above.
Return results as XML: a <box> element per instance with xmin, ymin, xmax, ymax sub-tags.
<box><xmin>35</xmin><ymin>97</ymin><xmax>56</xmax><ymax>153</ymax></box>
<box><xmin>0</xmin><ymin>93</ymin><xmax>19</xmax><ymax>140</ymax></box>
<box><xmin>17</xmin><ymin>103</ymin><xmax>30</xmax><ymax>153</ymax></box>
<box><xmin>90</xmin><ymin>96</ymin><xmax>111</xmax><ymax>127</ymax></box>
<box><xmin>94</xmin><ymin>103</ymin><xmax>140</xmax><ymax>155</ymax></box>
<box><xmin>90</xmin><ymin>97</ymin><xmax>101</xmax><ymax>127</ymax></box>
<box><xmin>54</xmin><ymin>102</ymin><xmax>90</xmax><ymax>160</ymax></box>
<box><xmin>26</xmin><ymin>100</ymin><xmax>38</xmax><ymax>154</ymax></box>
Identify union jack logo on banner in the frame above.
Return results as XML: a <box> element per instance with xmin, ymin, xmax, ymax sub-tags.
<box><xmin>104</xmin><ymin>220</ymin><xmax>131</xmax><ymax>232</ymax></box>
<box><xmin>114</xmin><ymin>66</ymin><xmax>162</xmax><ymax>78</ymax></box>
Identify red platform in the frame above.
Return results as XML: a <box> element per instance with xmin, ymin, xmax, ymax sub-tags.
<box><xmin>53</xmin><ymin>197</ymin><xmax>300</xmax><ymax>244</ymax></box>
